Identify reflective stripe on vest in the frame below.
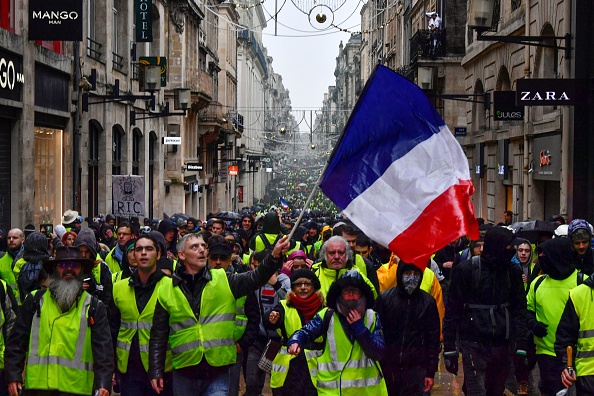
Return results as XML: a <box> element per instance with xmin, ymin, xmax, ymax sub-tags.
<box><xmin>158</xmin><ymin>270</ymin><xmax>237</xmax><ymax>369</ymax></box>
<box><xmin>314</xmin><ymin>309</ymin><xmax>387</xmax><ymax>395</ymax></box>
<box><xmin>570</xmin><ymin>285</ymin><xmax>594</xmax><ymax>377</ymax></box>
<box><xmin>234</xmin><ymin>295</ymin><xmax>248</xmax><ymax>342</ymax></box>
<box><xmin>114</xmin><ymin>276</ymin><xmax>172</xmax><ymax>373</ymax></box>
<box><xmin>0</xmin><ymin>281</ymin><xmax>7</xmax><ymax>368</ymax></box>
<box><xmin>26</xmin><ymin>292</ymin><xmax>94</xmax><ymax>395</ymax></box>
<box><xmin>0</xmin><ymin>253</ymin><xmax>20</xmax><ymax>305</ymax></box>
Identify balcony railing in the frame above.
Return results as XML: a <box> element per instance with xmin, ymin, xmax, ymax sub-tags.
<box><xmin>87</xmin><ymin>37</ymin><xmax>102</xmax><ymax>60</ymax></box>
<box><xmin>112</xmin><ymin>52</ymin><xmax>124</xmax><ymax>72</ymax></box>
<box><xmin>410</xmin><ymin>29</ymin><xmax>446</xmax><ymax>64</ymax></box>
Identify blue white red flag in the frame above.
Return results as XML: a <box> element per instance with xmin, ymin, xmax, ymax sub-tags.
<box><xmin>320</xmin><ymin>65</ymin><xmax>479</xmax><ymax>270</ymax></box>
<box><xmin>280</xmin><ymin>196</ymin><xmax>290</xmax><ymax>210</ymax></box>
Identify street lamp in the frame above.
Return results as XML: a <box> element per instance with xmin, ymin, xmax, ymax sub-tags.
<box><xmin>468</xmin><ymin>0</ymin><xmax>572</xmax><ymax>59</ymax></box>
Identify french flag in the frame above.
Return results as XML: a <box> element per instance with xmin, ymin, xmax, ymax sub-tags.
<box><xmin>320</xmin><ymin>65</ymin><xmax>479</xmax><ymax>270</ymax></box>
<box><xmin>280</xmin><ymin>196</ymin><xmax>290</xmax><ymax>210</ymax></box>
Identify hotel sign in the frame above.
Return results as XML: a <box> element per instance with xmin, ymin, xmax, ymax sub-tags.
<box><xmin>135</xmin><ymin>0</ymin><xmax>152</xmax><ymax>42</ymax></box>
<box><xmin>516</xmin><ymin>79</ymin><xmax>584</xmax><ymax>106</ymax></box>
<box><xmin>28</xmin><ymin>0</ymin><xmax>83</xmax><ymax>41</ymax></box>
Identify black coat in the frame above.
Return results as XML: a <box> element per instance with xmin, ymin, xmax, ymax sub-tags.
<box><xmin>374</xmin><ymin>265</ymin><xmax>440</xmax><ymax>378</ymax></box>
<box><xmin>443</xmin><ymin>256</ymin><xmax>529</xmax><ymax>350</ymax></box>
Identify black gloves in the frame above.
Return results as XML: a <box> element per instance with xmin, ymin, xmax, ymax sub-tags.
<box><xmin>443</xmin><ymin>351</ymin><xmax>459</xmax><ymax>375</ymax></box>
<box><xmin>529</xmin><ymin>321</ymin><xmax>548</xmax><ymax>338</ymax></box>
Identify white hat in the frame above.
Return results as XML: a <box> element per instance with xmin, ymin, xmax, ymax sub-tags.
<box><xmin>62</xmin><ymin>209</ymin><xmax>79</xmax><ymax>224</ymax></box>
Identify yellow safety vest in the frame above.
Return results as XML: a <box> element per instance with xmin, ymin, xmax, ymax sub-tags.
<box><xmin>25</xmin><ymin>292</ymin><xmax>94</xmax><ymax>395</ymax></box>
<box><xmin>314</xmin><ymin>308</ymin><xmax>388</xmax><ymax>395</ymax></box>
<box><xmin>113</xmin><ymin>276</ymin><xmax>173</xmax><ymax>373</ymax></box>
<box><xmin>233</xmin><ymin>295</ymin><xmax>248</xmax><ymax>342</ymax></box>
<box><xmin>270</xmin><ymin>300</ymin><xmax>323</xmax><ymax>389</ymax></box>
<box><xmin>568</xmin><ymin>284</ymin><xmax>594</xmax><ymax>377</ymax></box>
<box><xmin>0</xmin><ymin>253</ymin><xmax>20</xmax><ymax>305</ymax></box>
<box><xmin>157</xmin><ymin>269</ymin><xmax>237</xmax><ymax>369</ymax></box>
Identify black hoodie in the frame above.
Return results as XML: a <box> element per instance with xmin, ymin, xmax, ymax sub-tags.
<box><xmin>374</xmin><ymin>263</ymin><xmax>440</xmax><ymax>376</ymax></box>
<box><xmin>537</xmin><ymin>238</ymin><xmax>575</xmax><ymax>280</ymax></box>
<box><xmin>74</xmin><ymin>228</ymin><xmax>114</xmax><ymax>307</ymax></box>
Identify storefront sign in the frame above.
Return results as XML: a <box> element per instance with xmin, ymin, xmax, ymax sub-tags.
<box><xmin>497</xmin><ymin>139</ymin><xmax>510</xmax><ymax>180</ymax></box>
<box><xmin>494</xmin><ymin>91</ymin><xmax>524</xmax><ymax>120</ymax></box>
<box><xmin>163</xmin><ymin>137</ymin><xmax>181</xmax><ymax>145</ymax></box>
<box><xmin>0</xmin><ymin>50</ymin><xmax>24</xmax><ymax>101</ymax></box>
<box><xmin>135</xmin><ymin>0</ymin><xmax>152</xmax><ymax>42</ymax></box>
<box><xmin>229</xmin><ymin>165</ymin><xmax>238</xmax><ymax>176</ymax></box>
<box><xmin>186</xmin><ymin>163</ymin><xmax>203</xmax><ymax>171</ymax></box>
<box><xmin>454</xmin><ymin>127</ymin><xmax>467</xmax><ymax>136</ymax></box>
<box><xmin>475</xmin><ymin>142</ymin><xmax>485</xmax><ymax>178</ymax></box>
<box><xmin>28</xmin><ymin>0</ymin><xmax>83</xmax><ymax>41</ymax></box>
<box><xmin>532</xmin><ymin>134</ymin><xmax>561</xmax><ymax>181</ymax></box>
<box><xmin>516</xmin><ymin>79</ymin><xmax>584</xmax><ymax>106</ymax></box>
<box><xmin>112</xmin><ymin>175</ymin><xmax>145</xmax><ymax>216</ymax></box>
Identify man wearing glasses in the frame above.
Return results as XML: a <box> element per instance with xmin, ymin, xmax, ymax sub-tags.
<box><xmin>105</xmin><ymin>222</ymin><xmax>137</xmax><ymax>274</ymax></box>
<box><xmin>6</xmin><ymin>246</ymin><xmax>113</xmax><ymax>396</ymax></box>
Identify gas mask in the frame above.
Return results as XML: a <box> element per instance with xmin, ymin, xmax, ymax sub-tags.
<box><xmin>402</xmin><ymin>273</ymin><xmax>421</xmax><ymax>295</ymax></box>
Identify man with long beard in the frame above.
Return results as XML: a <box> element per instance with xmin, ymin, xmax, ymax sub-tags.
<box><xmin>5</xmin><ymin>246</ymin><xmax>113</xmax><ymax>396</ymax></box>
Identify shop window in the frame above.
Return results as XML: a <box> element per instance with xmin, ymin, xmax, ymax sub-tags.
<box><xmin>132</xmin><ymin>129</ymin><xmax>142</xmax><ymax>175</ymax></box>
<box><xmin>34</xmin><ymin>127</ymin><xmax>63</xmax><ymax>225</ymax></box>
<box><xmin>0</xmin><ymin>0</ymin><xmax>15</xmax><ymax>32</ymax></box>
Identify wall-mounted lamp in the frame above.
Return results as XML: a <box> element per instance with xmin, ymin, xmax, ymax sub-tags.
<box><xmin>130</xmin><ymin>89</ymin><xmax>190</xmax><ymax>125</ymax></box>
<box><xmin>82</xmin><ymin>68</ymin><xmax>153</xmax><ymax>112</ymax></box>
<box><xmin>417</xmin><ymin>67</ymin><xmax>434</xmax><ymax>90</ymax></box>
<box><xmin>468</xmin><ymin>0</ymin><xmax>571</xmax><ymax>59</ymax></box>
<box><xmin>141</xmin><ymin>65</ymin><xmax>162</xmax><ymax>92</ymax></box>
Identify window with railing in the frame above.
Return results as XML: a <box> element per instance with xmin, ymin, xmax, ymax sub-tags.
<box><xmin>0</xmin><ymin>0</ymin><xmax>15</xmax><ymax>32</ymax></box>
<box><xmin>112</xmin><ymin>3</ymin><xmax>123</xmax><ymax>71</ymax></box>
<box><xmin>132</xmin><ymin>129</ymin><xmax>141</xmax><ymax>175</ymax></box>
<box><xmin>511</xmin><ymin>0</ymin><xmax>521</xmax><ymax>12</ymax></box>
<box><xmin>87</xmin><ymin>0</ymin><xmax>102</xmax><ymax>59</ymax></box>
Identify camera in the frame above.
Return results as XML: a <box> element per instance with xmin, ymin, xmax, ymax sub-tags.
<box><xmin>40</xmin><ymin>223</ymin><xmax>53</xmax><ymax>238</ymax></box>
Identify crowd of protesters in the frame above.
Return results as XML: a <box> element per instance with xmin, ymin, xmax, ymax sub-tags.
<box><xmin>0</xmin><ymin>208</ymin><xmax>592</xmax><ymax>396</ymax></box>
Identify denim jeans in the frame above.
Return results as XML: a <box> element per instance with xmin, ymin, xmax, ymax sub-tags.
<box><xmin>244</xmin><ymin>337</ymin><xmax>268</xmax><ymax>396</ymax></box>
<box><xmin>173</xmin><ymin>367</ymin><xmax>230</xmax><ymax>396</ymax></box>
<box><xmin>121</xmin><ymin>369</ymin><xmax>172</xmax><ymax>396</ymax></box>
<box><xmin>229</xmin><ymin>349</ymin><xmax>244</xmax><ymax>396</ymax></box>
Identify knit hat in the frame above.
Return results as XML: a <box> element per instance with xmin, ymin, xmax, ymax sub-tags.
<box><xmin>288</xmin><ymin>250</ymin><xmax>307</xmax><ymax>261</ymax></box>
<box><xmin>568</xmin><ymin>219</ymin><xmax>592</xmax><ymax>242</ymax></box>
<box><xmin>208</xmin><ymin>242</ymin><xmax>232</xmax><ymax>257</ymax></box>
<box><xmin>54</xmin><ymin>224</ymin><xmax>67</xmax><ymax>239</ymax></box>
<box><xmin>290</xmin><ymin>268</ymin><xmax>320</xmax><ymax>290</ymax></box>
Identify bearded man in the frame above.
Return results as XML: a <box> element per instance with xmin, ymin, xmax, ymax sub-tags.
<box><xmin>5</xmin><ymin>246</ymin><xmax>113</xmax><ymax>396</ymax></box>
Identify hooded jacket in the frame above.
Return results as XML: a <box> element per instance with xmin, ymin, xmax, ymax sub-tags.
<box><xmin>568</xmin><ymin>220</ymin><xmax>594</xmax><ymax>275</ymax></box>
<box><xmin>157</xmin><ymin>220</ymin><xmax>178</xmax><ymax>257</ymax></box>
<box><xmin>374</xmin><ymin>263</ymin><xmax>440</xmax><ymax>377</ymax></box>
<box><xmin>74</xmin><ymin>229</ymin><xmax>113</xmax><ymax>307</ymax></box>
<box><xmin>527</xmin><ymin>238</ymin><xmax>584</xmax><ymax>357</ymax></box>
<box><xmin>512</xmin><ymin>238</ymin><xmax>535</xmax><ymax>278</ymax></box>
<box><xmin>443</xmin><ymin>227</ymin><xmax>529</xmax><ymax>349</ymax></box>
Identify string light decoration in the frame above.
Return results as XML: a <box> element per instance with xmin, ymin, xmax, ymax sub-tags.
<box><xmin>329</xmin><ymin>10</ymin><xmax>398</xmax><ymax>34</ymax></box>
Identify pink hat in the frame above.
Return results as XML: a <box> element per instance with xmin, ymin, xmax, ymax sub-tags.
<box><xmin>288</xmin><ymin>250</ymin><xmax>307</xmax><ymax>261</ymax></box>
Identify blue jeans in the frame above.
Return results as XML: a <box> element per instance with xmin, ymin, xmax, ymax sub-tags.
<box><xmin>244</xmin><ymin>337</ymin><xmax>268</xmax><ymax>396</ymax></box>
<box><xmin>121</xmin><ymin>370</ymin><xmax>172</xmax><ymax>396</ymax></box>
<box><xmin>173</xmin><ymin>367</ymin><xmax>230</xmax><ymax>396</ymax></box>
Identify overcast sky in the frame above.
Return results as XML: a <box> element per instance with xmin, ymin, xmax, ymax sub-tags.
<box><xmin>260</xmin><ymin>0</ymin><xmax>363</xmax><ymax>111</ymax></box>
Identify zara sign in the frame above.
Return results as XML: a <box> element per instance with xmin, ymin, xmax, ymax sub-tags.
<box><xmin>516</xmin><ymin>79</ymin><xmax>585</xmax><ymax>106</ymax></box>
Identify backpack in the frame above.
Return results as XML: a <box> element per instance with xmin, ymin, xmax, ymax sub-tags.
<box><xmin>18</xmin><ymin>260</ymin><xmax>43</xmax><ymax>297</ymax></box>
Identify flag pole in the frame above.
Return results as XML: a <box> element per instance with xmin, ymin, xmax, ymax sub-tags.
<box><xmin>286</xmin><ymin>159</ymin><xmax>331</xmax><ymax>242</ymax></box>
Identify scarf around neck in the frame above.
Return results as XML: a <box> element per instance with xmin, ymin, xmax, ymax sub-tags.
<box><xmin>289</xmin><ymin>292</ymin><xmax>322</xmax><ymax>323</ymax></box>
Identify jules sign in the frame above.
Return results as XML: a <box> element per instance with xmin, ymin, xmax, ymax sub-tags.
<box><xmin>135</xmin><ymin>0</ymin><xmax>152</xmax><ymax>42</ymax></box>
<box><xmin>494</xmin><ymin>91</ymin><xmax>524</xmax><ymax>121</ymax></box>
<box><xmin>29</xmin><ymin>0</ymin><xmax>83</xmax><ymax>41</ymax></box>
<box><xmin>516</xmin><ymin>79</ymin><xmax>585</xmax><ymax>106</ymax></box>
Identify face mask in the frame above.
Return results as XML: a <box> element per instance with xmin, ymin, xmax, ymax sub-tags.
<box><xmin>337</xmin><ymin>295</ymin><xmax>366</xmax><ymax>316</ymax></box>
<box><xmin>402</xmin><ymin>273</ymin><xmax>421</xmax><ymax>295</ymax></box>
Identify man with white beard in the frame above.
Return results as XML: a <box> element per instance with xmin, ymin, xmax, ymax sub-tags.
<box><xmin>5</xmin><ymin>246</ymin><xmax>113</xmax><ymax>396</ymax></box>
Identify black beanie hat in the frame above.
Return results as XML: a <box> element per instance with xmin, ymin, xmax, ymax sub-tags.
<box><xmin>290</xmin><ymin>269</ymin><xmax>321</xmax><ymax>290</ymax></box>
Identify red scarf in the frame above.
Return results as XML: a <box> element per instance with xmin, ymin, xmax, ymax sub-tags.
<box><xmin>289</xmin><ymin>293</ymin><xmax>322</xmax><ymax>323</ymax></box>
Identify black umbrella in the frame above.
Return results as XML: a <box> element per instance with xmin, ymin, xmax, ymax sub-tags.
<box><xmin>213</xmin><ymin>211</ymin><xmax>241</xmax><ymax>221</ymax></box>
<box><xmin>509</xmin><ymin>220</ymin><xmax>558</xmax><ymax>245</ymax></box>
<box><xmin>169</xmin><ymin>213</ymin><xmax>190</xmax><ymax>225</ymax></box>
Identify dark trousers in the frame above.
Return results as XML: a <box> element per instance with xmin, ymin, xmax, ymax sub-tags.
<box><xmin>460</xmin><ymin>340</ymin><xmax>511</xmax><ymax>396</ymax></box>
<box><xmin>382</xmin><ymin>365</ymin><xmax>425</xmax><ymax>396</ymax></box>
<box><xmin>229</xmin><ymin>349</ymin><xmax>244</xmax><ymax>396</ymax></box>
<box><xmin>121</xmin><ymin>369</ymin><xmax>173</xmax><ymax>396</ymax></box>
<box><xmin>576</xmin><ymin>375</ymin><xmax>594</xmax><ymax>396</ymax></box>
<box><xmin>244</xmin><ymin>337</ymin><xmax>268</xmax><ymax>396</ymax></box>
<box><xmin>172</xmin><ymin>367</ymin><xmax>230</xmax><ymax>396</ymax></box>
<box><xmin>537</xmin><ymin>354</ymin><xmax>565</xmax><ymax>396</ymax></box>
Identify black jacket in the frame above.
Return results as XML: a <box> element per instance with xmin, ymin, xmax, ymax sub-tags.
<box><xmin>443</xmin><ymin>228</ymin><xmax>529</xmax><ymax>350</ymax></box>
<box><xmin>5</xmin><ymin>290</ymin><xmax>113</xmax><ymax>390</ymax></box>
<box><xmin>148</xmin><ymin>252</ymin><xmax>284</xmax><ymax>379</ymax></box>
<box><xmin>374</xmin><ymin>263</ymin><xmax>440</xmax><ymax>378</ymax></box>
